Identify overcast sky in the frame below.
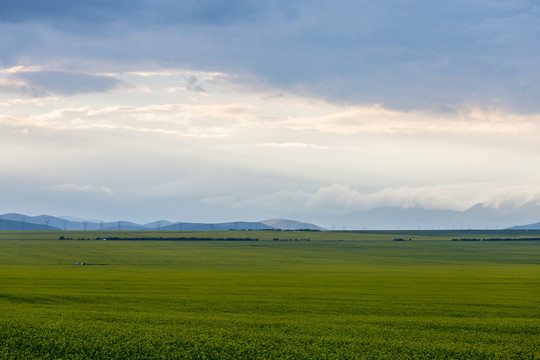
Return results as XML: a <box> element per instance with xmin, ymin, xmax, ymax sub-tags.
<box><xmin>1</xmin><ymin>0</ymin><xmax>540</xmax><ymax>223</ymax></box>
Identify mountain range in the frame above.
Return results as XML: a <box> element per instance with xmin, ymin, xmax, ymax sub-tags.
<box><xmin>0</xmin><ymin>214</ymin><xmax>324</xmax><ymax>231</ymax></box>
<box><xmin>1</xmin><ymin>201</ymin><xmax>540</xmax><ymax>231</ymax></box>
<box><xmin>283</xmin><ymin>201</ymin><xmax>540</xmax><ymax>230</ymax></box>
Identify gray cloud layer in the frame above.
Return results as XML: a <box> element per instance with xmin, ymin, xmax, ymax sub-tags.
<box><xmin>2</xmin><ymin>1</ymin><xmax>539</xmax><ymax>112</ymax></box>
<box><xmin>1</xmin><ymin>71</ymin><xmax>122</xmax><ymax>96</ymax></box>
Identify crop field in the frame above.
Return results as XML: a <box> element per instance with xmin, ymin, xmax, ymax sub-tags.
<box><xmin>0</xmin><ymin>231</ymin><xmax>538</xmax><ymax>359</ymax></box>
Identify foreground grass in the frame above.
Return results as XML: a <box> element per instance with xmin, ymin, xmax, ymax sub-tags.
<box><xmin>0</xmin><ymin>233</ymin><xmax>538</xmax><ymax>359</ymax></box>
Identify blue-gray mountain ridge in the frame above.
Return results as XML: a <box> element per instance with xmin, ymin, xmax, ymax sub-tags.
<box><xmin>2</xmin><ymin>201</ymin><xmax>540</xmax><ymax>231</ymax></box>
<box><xmin>0</xmin><ymin>214</ymin><xmax>323</xmax><ymax>231</ymax></box>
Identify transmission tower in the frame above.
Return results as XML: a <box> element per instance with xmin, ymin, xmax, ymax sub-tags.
<box><xmin>83</xmin><ymin>221</ymin><xmax>88</xmax><ymax>231</ymax></box>
<box><xmin>21</xmin><ymin>218</ymin><xmax>26</xmax><ymax>230</ymax></box>
<box><xmin>63</xmin><ymin>220</ymin><xmax>67</xmax><ymax>231</ymax></box>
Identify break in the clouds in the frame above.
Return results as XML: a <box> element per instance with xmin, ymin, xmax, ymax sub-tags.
<box><xmin>1</xmin><ymin>1</ymin><xmax>540</xmax><ymax>225</ymax></box>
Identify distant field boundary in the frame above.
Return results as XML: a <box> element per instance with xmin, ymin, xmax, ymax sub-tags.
<box><xmin>450</xmin><ymin>237</ymin><xmax>540</xmax><ymax>242</ymax></box>
<box><xmin>78</xmin><ymin>236</ymin><xmax>260</xmax><ymax>242</ymax></box>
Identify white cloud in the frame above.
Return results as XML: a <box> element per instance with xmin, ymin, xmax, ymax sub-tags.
<box><xmin>303</xmin><ymin>184</ymin><xmax>472</xmax><ymax>211</ymax></box>
<box><xmin>0</xmin><ymin>65</ymin><xmax>46</xmax><ymax>74</ymax></box>
<box><xmin>256</xmin><ymin>142</ymin><xmax>329</xmax><ymax>150</ymax></box>
<box><xmin>126</xmin><ymin>69</ymin><xmax>228</xmax><ymax>79</ymax></box>
<box><xmin>260</xmin><ymin>105</ymin><xmax>539</xmax><ymax>135</ymax></box>
<box><xmin>0</xmin><ymin>102</ymin><xmax>256</xmax><ymax>138</ymax></box>
<box><xmin>485</xmin><ymin>186</ymin><xmax>540</xmax><ymax>210</ymax></box>
<box><xmin>54</xmin><ymin>183</ymin><xmax>114</xmax><ymax>194</ymax></box>
<box><xmin>207</xmin><ymin>182</ymin><xmax>540</xmax><ymax>215</ymax></box>
<box><xmin>0</xmin><ymin>97</ymin><xmax>57</xmax><ymax>106</ymax></box>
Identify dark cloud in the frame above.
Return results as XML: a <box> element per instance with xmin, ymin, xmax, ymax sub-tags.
<box><xmin>185</xmin><ymin>76</ymin><xmax>206</xmax><ymax>93</ymax></box>
<box><xmin>2</xmin><ymin>71</ymin><xmax>122</xmax><ymax>96</ymax></box>
<box><xmin>1</xmin><ymin>1</ymin><xmax>539</xmax><ymax>112</ymax></box>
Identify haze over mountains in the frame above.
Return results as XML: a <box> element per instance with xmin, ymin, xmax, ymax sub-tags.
<box><xmin>285</xmin><ymin>201</ymin><xmax>540</xmax><ymax>230</ymax></box>
<box><xmin>2</xmin><ymin>200</ymin><xmax>540</xmax><ymax>231</ymax></box>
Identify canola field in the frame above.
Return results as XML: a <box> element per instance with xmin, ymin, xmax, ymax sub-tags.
<box><xmin>0</xmin><ymin>231</ymin><xmax>538</xmax><ymax>359</ymax></box>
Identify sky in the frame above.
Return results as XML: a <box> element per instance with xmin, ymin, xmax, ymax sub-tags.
<box><xmin>1</xmin><ymin>0</ymin><xmax>540</xmax><ymax>224</ymax></box>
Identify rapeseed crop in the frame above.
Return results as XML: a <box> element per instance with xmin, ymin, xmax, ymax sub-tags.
<box><xmin>0</xmin><ymin>233</ymin><xmax>538</xmax><ymax>359</ymax></box>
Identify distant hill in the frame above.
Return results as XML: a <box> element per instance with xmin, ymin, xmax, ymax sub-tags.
<box><xmin>144</xmin><ymin>220</ymin><xmax>174</xmax><ymax>228</ymax></box>
<box><xmin>282</xmin><ymin>201</ymin><xmax>540</xmax><ymax>230</ymax></box>
<box><xmin>6</xmin><ymin>204</ymin><xmax>540</xmax><ymax>231</ymax></box>
<box><xmin>0</xmin><ymin>218</ymin><xmax>59</xmax><ymax>231</ymax></box>
<box><xmin>507</xmin><ymin>221</ymin><xmax>540</xmax><ymax>230</ymax></box>
<box><xmin>161</xmin><ymin>221</ymin><xmax>274</xmax><ymax>231</ymax></box>
<box><xmin>261</xmin><ymin>219</ymin><xmax>324</xmax><ymax>231</ymax></box>
<box><xmin>0</xmin><ymin>213</ymin><xmax>98</xmax><ymax>230</ymax></box>
<box><xmin>0</xmin><ymin>213</ymin><xmax>321</xmax><ymax>231</ymax></box>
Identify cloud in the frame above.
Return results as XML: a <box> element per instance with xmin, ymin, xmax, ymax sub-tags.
<box><xmin>485</xmin><ymin>186</ymin><xmax>540</xmax><ymax>210</ymax></box>
<box><xmin>2</xmin><ymin>1</ymin><xmax>538</xmax><ymax>112</ymax></box>
<box><xmin>221</xmin><ymin>182</ymin><xmax>540</xmax><ymax>215</ymax></box>
<box><xmin>0</xmin><ymin>71</ymin><xmax>123</xmax><ymax>97</ymax></box>
<box><xmin>256</xmin><ymin>142</ymin><xmax>329</xmax><ymax>150</ymax></box>
<box><xmin>184</xmin><ymin>76</ymin><xmax>207</xmax><ymax>93</ymax></box>
<box><xmin>0</xmin><ymin>65</ymin><xmax>45</xmax><ymax>73</ymax></box>
<box><xmin>0</xmin><ymin>97</ymin><xmax>56</xmax><ymax>106</ymax></box>
<box><xmin>258</xmin><ymin>105</ymin><xmax>539</xmax><ymax>135</ymax></box>
<box><xmin>54</xmin><ymin>183</ymin><xmax>114</xmax><ymax>194</ymax></box>
<box><xmin>303</xmin><ymin>184</ymin><xmax>472</xmax><ymax>211</ymax></box>
<box><xmin>0</xmin><ymin>102</ymin><xmax>256</xmax><ymax>138</ymax></box>
<box><xmin>191</xmin><ymin>184</ymin><xmax>474</xmax><ymax>215</ymax></box>
<box><xmin>126</xmin><ymin>69</ymin><xmax>227</xmax><ymax>79</ymax></box>
<box><xmin>168</xmin><ymin>75</ymin><xmax>209</xmax><ymax>93</ymax></box>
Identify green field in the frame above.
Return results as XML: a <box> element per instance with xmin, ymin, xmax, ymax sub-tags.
<box><xmin>1</xmin><ymin>231</ymin><xmax>538</xmax><ymax>359</ymax></box>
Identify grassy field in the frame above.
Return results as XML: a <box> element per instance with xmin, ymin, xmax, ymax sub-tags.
<box><xmin>0</xmin><ymin>231</ymin><xmax>538</xmax><ymax>359</ymax></box>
